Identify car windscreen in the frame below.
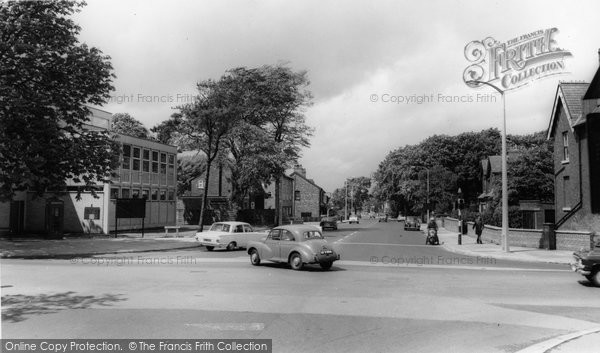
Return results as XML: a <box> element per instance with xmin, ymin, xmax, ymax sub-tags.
<box><xmin>303</xmin><ymin>230</ymin><xmax>324</xmax><ymax>240</ymax></box>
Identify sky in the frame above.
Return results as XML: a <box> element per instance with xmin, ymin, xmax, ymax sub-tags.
<box><xmin>75</xmin><ymin>0</ymin><xmax>600</xmax><ymax>192</ymax></box>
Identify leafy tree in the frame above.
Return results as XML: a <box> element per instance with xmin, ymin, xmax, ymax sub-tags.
<box><xmin>225</xmin><ymin>64</ymin><xmax>313</xmax><ymax>225</ymax></box>
<box><xmin>111</xmin><ymin>113</ymin><xmax>149</xmax><ymax>139</ymax></box>
<box><xmin>151</xmin><ymin>112</ymin><xmax>183</xmax><ymax>145</ymax></box>
<box><xmin>177</xmin><ymin>72</ymin><xmax>249</xmax><ymax>230</ymax></box>
<box><xmin>0</xmin><ymin>0</ymin><xmax>116</xmax><ymax>201</ymax></box>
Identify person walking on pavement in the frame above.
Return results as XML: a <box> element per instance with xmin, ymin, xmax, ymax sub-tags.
<box><xmin>473</xmin><ymin>216</ymin><xmax>484</xmax><ymax>244</ymax></box>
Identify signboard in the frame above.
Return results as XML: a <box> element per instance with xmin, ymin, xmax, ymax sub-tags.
<box><xmin>116</xmin><ymin>198</ymin><xmax>146</xmax><ymax>218</ymax></box>
<box><xmin>463</xmin><ymin>28</ymin><xmax>572</xmax><ymax>91</ymax></box>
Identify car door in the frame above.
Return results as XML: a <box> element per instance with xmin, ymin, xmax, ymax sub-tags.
<box><xmin>232</xmin><ymin>224</ymin><xmax>244</xmax><ymax>246</ymax></box>
<box><xmin>264</xmin><ymin>229</ymin><xmax>281</xmax><ymax>261</ymax></box>
<box><xmin>279</xmin><ymin>230</ymin><xmax>296</xmax><ymax>260</ymax></box>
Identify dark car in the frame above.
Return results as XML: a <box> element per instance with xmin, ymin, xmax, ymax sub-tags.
<box><xmin>320</xmin><ymin>216</ymin><xmax>338</xmax><ymax>230</ymax></box>
<box><xmin>247</xmin><ymin>225</ymin><xmax>340</xmax><ymax>270</ymax></box>
<box><xmin>404</xmin><ymin>216</ymin><xmax>421</xmax><ymax>231</ymax></box>
<box><xmin>572</xmin><ymin>243</ymin><xmax>600</xmax><ymax>287</ymax></box>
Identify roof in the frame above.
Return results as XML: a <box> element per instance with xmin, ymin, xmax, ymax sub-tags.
<box><xmin>547</xmin><ymin>82</ymin><xmax>589</xmax><ymax>139</ymax></box>
<box><xmin>289</xmin><ymin>171</ymin><xmax>324</xmax><ymax>192</ymax></box>
<box><xmin>583</xmin><ymin>64</ymin><xmax>600</xmax><ymax>100</ymax></box>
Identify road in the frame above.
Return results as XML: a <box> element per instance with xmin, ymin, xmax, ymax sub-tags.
<box><xmin>2</xmin><ymin>220</ymin><xmax>599</xmax><ymax>352</ymax></box>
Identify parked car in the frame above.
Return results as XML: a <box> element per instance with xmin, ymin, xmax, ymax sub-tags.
<box><xmin>397</xmin><ymin>215</ymin><xmax>406</xmax><ymax>222</ymax></box>
<box><xmin>404</xmin><ymin>216</ymin><xmax>421</xmax><ymax>231</ymax></box>
<box><xmin>572</xmin><ymin>242</ymin><xmax>600</xmax><ymax>287</ymax></box>
<box><xmin>195</xmin><ymin>221</ymin><xmax>266</xmax><ymax>251</ymax></box>
<box><xmin>247</xmin><ymin>225</ymin><xmax>340</xmax><ymax>270</ymax></box>
<box><xmin>349</xmin><ymin>215</ymin><xmax>359</xmax><ymax>224</ymax></box>
<box><xmin>319</xmin><ymin>216</ymin><xmax>338</xmax><ymax>230</ymax></box>
<box><xmin>378</xmin><ymin>214</ymin><xmax>388</xmax><ymax>222</ymax></box>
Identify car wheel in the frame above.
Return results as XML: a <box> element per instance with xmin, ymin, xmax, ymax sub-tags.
<box><xmin>205</xmin><ymin>246</ymin><xmax>214</xmax><ymax>251</ymax></box>
<box><xmin>588</xmin><ymin>269</ymin><xmax>600</xmax><ymax>287</ymax></box>
<box><xmin>226</xmin><ymin>242</ymin><xmax>237</xmax><ymax>251</ymax></box>
<box><xmin>320</xmin><ymin>261</ymin><xmax>333</xmax><ymax>270</ymax></box>
<box><xmin>249</xmin><ymin>249</ymin><xmax>261</xmax><ymax>266</ymax></box>
<box><xmin>289</xmin><ymin>253</ymin><xmax>303</xmax><ymax>270</ymax></box>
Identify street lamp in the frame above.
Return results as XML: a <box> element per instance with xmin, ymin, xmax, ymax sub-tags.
<box><xmin>467</xmin><ymin>80</ymin><xmax>509</xmax><ymax>252</ymax></box>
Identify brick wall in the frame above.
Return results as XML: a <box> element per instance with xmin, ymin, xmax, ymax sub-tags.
<box><xmin>443</xmin><ymin>217</ymin><xmax>593</xmax><ymax>251</ymax></box>
<box><xmin>293</xmin><ymin>176</ymin><xmax>320</xmax><ymax>219</ymax></box>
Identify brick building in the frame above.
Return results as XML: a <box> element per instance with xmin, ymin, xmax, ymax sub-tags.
<box><xmin>547</xmin><ymin>51</ymin><xmax>600</xmax><ymax>230</ymax></box>
<box><xmin>289</xmin><ymin>165</ymin><xmax>327</xmax><ymax>221</ymax></box>
<box><xmin>1</xmin><ymin>107</ymin><xmax>178</xmax><ymax>236</ymax></box>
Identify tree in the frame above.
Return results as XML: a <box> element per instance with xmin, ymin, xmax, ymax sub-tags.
<box><xmin>0</xmin><ymin>0</ymin><xmax>116</xmax><ymax>201</ymax></box>
<box><xmin>111</xmin><ymin>113</ymin><xmax>149</xmax><ymax>138</ymax></box>
<box><xmin>151</xmin><ymin>112</ymin><xmax>183</xmax><ymax>145</ymax></box>
<box><xmin>248</xmin><ymin>65</ymin><xmax>313</xmax><ymax>225</ymax></box>
<box><xmin>177</xmin><ymin>73</ymin><xmax>247</xmax><ymax>231</ymax></box>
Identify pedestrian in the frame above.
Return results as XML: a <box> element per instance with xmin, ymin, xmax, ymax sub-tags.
<box><xmin>473</xmin><ymin>216</ymin><xmax>484</xmax><ymax>244</ymax></box>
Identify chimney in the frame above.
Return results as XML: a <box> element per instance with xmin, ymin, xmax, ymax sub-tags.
<box><xmin>293</xmin><ymin>164</ymin><xmax>306</xmax><ymax>177</ymax></box>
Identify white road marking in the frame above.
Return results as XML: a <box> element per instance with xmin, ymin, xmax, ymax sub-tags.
<box><xmin>335</xmin><ymin>242</ymin><xmax>431</xmax><ymax>247</ymax></box>
<box><xmin>515</xmin><ymin>326</ymin><xmax>600</xmax><ymax>353</ymax></box>
<box><xmin>337</xmin><ymin>260</ymin><xmax>571</xmax><ymax>272</ymax></box>
<box><xmin>185</xmin><ymin>323</ymin><xmax>265</xmax><ymax>331</ymax></box>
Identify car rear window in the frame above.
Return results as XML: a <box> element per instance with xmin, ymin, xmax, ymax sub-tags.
<box><xmin>209</xmin><ymin>223</ymin><xmax>231</xmax><ymax>232</ymax></box>
<box><xmin>304</xmin><ymin>230</ymin><xmax>324</xmax><ymax>240</ymax></box>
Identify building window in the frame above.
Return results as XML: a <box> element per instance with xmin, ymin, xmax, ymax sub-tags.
<box><xmin>110</xmin><ymin>188</ymin><xmax>119</xmax><ymax>199</ymax></box>
<box><xmin>142</xmin><ymin>189</ymin><xmax>149</xmax><ymax>200</ymax></box>
<box><xmin>151</xmin><ymin>189</ymin><xmax>158</xmax><ymax>201</ymax></box>
<box><xmin>132</xmin><ymin>189</ymin><xmax>140</xmax><ymax>198</ymax></box>
<box><xmin>160</xmin><ymin>190</ymin><xmax>166</xmax><ymax>200</ymax></box>
<box><xmin>133</xmin><ymin>159</ymin><xmax>140</xmax><ymax>171</ymax></box>
<box><xmin>143</xmin><ymin>149</ymin><xmax>150</xmax><ymax>160</ymax></box>
<box><xmin>133</xmin><ymin>147</ymin><xmax>140</xmax><ymax>158</ymax></box>
<box><xmin>197</xmin><ymin>180</ymin><xmax>204</xmax><ymax>189</ymax></box>
<box><xmin>152</xmin><ymin>151</ymin><xmax>159</xmax><ymax>173</ymax></box>
<box><xmin>122</xmin><ymin>144</ymin><xmax>131</xmax><ymax>170</ymax></box>
<box><xmin>562</xmin><ymin>132</ymin><xmax>569</xmax><ymax>162</ymax></box>
<box><xmin>168</xmin><ymin>190</ymin><xmax>175</xmax><ymax>200</ymax></box>
<box><xmin>294</xmin><ymin>190</ymin><xmax>301</xmax><ymax>201</ymax></box>
<box><xmin>121</xmin><ymin>188</ymin><xmax>130</xmax><ymax>198</ymax></box>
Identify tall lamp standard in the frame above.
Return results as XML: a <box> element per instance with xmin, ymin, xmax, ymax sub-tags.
<box><xmin>467</xmin><ymin>80</ymin><xmax>509</xmax><ymax>252</ymax></box>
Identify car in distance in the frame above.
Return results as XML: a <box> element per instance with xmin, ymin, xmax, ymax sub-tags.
<box><xmin>378</xmin><ymin>214</ymin><xmax>388</xmax><ymax>222</ymax></box>
<box><xmin>349</xmin><ymin>214</ymin><xmax>359</xmax><ymax>224</ymax></box>
<box><xmin>247</xmin><ymin>225</ymin><xmax>340</xmax><ymax>270</ymax></box>
<box><xmin>195</xmin><ymin>221</ymin><xmax>266</xmax><ymax>251</ymax></box>
<box><xmin>404</xmin><ymin>216</ymin><xmax>421</xmax><ymax>231</ymax></box>
<box><xmin>319</xmin><ymin>216</ymin><xmax>338</xmax><ymax>230</ymax></box>
<box><xmin>572</xmin><ymin>242</ymin><xmax>600</xmax><ymax>286</ymax></box>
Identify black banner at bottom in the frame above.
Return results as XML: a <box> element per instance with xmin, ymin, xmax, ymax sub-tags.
<box><xmin>0</xmin><ymin>340</ymin><xmax>272</xmax><ymax>353</ymax></box>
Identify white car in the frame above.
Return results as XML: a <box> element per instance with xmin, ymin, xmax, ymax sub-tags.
<box><xmin>195</xmin><ymin>221</ymin><xmax>267</xmax><ymax>251</ymax></box>
<box><xmin>349</xmin><ymin>215</ymin><xmax>359</xmax><ymax>224</ymax></box>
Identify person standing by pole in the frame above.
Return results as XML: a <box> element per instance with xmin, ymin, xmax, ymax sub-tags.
<box><xmin>474</xmin><ymin>216</ymin><xmax>484</xmax><ymax>244</ymax></box>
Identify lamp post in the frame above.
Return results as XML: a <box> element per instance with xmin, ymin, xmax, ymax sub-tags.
<box><xmin>344</xmin><ymin>180</ymin><xmax>348</xmax><ymax>221</ymax></box>
<box><xmin>467</xmin><ymin>80</ymin><xmax>509</xmax><ymax>252</ymax></box>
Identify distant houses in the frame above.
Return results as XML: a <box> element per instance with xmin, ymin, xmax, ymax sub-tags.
<box><xmin>178</xmin><ymin>162</ymin><xmax>327</xmax><ymax>226</ymax></box>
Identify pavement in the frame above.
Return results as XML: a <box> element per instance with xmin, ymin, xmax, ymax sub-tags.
<box><xmin>0</xmin><ymin>227</ymin><xmax>201</xmax><ymax>259</ymax></box>
<box><xmin>430</xmin><ymin>225</ymin><xmax>575</xmax><ymax>265</ymax></box>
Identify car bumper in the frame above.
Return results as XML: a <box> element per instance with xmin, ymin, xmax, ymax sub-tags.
<box><xmin>312</xmin><ymin>252</ymin><xmax>340</xmax><ymax>264</ymax></box>
<box><xmin>198</xmin><ymin>240</ymin><xmax>225</xmax><ymax>248</ymax></box>
<box><xmin>571</xmin><ymin>257</ymin><xmax>591</xmax><ymax>275</ymax></box>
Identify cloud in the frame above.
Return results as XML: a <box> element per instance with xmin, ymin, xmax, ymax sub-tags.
<box><xmin>74</xmin><ymin>0</ymin><xmax>600</xmax><ymax>192</ymax></box>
